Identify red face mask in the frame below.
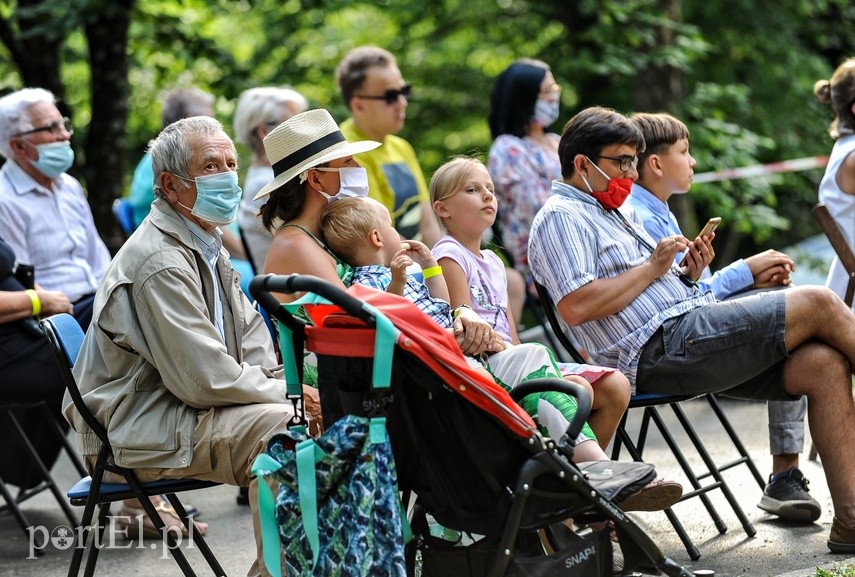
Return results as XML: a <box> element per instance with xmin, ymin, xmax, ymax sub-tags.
<box><xmin>581</xmin><ymin>156</ymin><xmax>633</xmax><ymax>210</ymax></box>
<box><xmin>590</xmin><ymin>178</ymin><xmax>633</xmax><ymax>210</ymax></box>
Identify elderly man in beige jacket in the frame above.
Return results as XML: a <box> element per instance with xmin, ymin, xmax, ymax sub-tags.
<box><xmin>64</xmin><ymin>116</ymin><xmax>292</xmax><ymax>577</ymax></box>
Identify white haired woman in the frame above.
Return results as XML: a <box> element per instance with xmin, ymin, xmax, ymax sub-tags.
<box><xmin>233</xmin><ymin>86</ymin><xmax>308</xmax><ymax>270</ymax></box>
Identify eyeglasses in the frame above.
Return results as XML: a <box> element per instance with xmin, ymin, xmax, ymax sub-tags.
<box><xmin>355</xmin><ymin>83</ymin><xmax>412</xmax><ymax>105</ymax></box>
<box><xmin>539</xmin><ymin>83</ymin><xmax>561</xmax><ymax>98</ymax></box>
<box><xmin>15</xmin><ymin>117</ymin><xmax>73</xmax><ymax>137</ymax></box>
<box><xmin>598</xmin><ymin>154</ymin><xmax>638</xmax><ymax>172</ymax></box>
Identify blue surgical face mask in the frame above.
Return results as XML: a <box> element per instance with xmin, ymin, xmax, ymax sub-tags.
<box><xmin>313</xmin><ymin>166</ymin><xmax>370</xmax><ymax>203</ymax></box>
<box><xmin>175</xmin><ymin>171</ymin><xmax>243</xmax><ymax>225</ymax></box>
<box><xmin>531</xmin><ymin>99</ymin><xmax>560</xmax><ymax>128</ymax></box>
<box><xmin>31</xmin><ymin>141</ymin><xmax>74</xmax><ymax>179</ymax></box>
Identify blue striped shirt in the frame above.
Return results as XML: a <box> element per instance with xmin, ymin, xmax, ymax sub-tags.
<box><xmin>182</xmin><ymin>216</ymin><xmax>226</xmax><ymax>343</ymax></box>
<box><xmin>0</xmin><ymin>160</ymin><xmax>110</xmax><ymax>302</ymax></box>
<box><xmin>528</xmin><ymin>180</ymin><xmax>716</xmax><ymax>387</ymax></box>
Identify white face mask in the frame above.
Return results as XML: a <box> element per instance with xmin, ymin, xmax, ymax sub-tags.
<box><xmin>312</xmin><ymin>166</ymin><xmax>370</xmax><ymax>203</ymax></box>
<box><xmin>531</xmin><ymin>99</ymin><xmax>560</xmax><ymax>128</ymax></box>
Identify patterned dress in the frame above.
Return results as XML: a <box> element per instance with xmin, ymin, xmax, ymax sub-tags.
<box><xmin>488</xmin><ymin>133</ymin><xmax>561</xmax><ymax>281</ymax></box>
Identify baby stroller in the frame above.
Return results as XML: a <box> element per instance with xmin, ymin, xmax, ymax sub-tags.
<box><xmin>251</xmin><ymin>274</ymin><xmax>691</xmax><ymax>577</ymax></box>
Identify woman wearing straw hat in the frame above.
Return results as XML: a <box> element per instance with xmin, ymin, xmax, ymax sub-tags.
<box><xmin>256</xmin><ymin>108</ymin><xmax>502</xmax><ymax>358</ymax></box>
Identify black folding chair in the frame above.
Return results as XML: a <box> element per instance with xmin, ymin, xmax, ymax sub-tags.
<box><xmin>41</xmin><ymin>313</ymin><xmax>226</xmax><ymax>577</ymax></box>
<box><xmin>0</xmin><ymin>400</ymin><xmax>86</xmax><ymax>553</ymax></box>
<box><xmin>534</xmin><ymin>282</ymin><xmax>764</xmax><ymax>560</ymax></box>
<box><xmin>236</xmin><ymin>223</ymin><xmax>259</xmax><ymax>278</ymax></box>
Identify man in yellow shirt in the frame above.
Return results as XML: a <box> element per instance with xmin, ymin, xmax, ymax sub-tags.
<box><xmin>335</xmin><ymin>46</ymin><xmax>441</xmax><ymax>246</ymax></box>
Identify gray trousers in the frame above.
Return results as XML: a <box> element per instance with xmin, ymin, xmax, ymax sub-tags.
<box><xmin>768</xmin><ymin>397</ymin><xmax>807</xmax><ymax>455</ymax></box>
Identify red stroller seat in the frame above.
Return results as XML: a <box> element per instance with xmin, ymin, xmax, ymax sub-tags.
<box><xmin>252</xmin><ymin>274</ymin><xmax>691</xmax><ymax>577</ymax></box>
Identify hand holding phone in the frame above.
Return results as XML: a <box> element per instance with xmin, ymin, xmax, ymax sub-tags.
<box><xmin>679</xmin><ymin>217</ymin><xmax>721</xmax><ymax>266</ymax></box>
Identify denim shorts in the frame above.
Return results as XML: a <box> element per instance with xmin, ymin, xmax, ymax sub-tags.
<box><xmin>636</xmin><ymin>291</ymin><xmax>796</xmax><ymax>401</ymax></box>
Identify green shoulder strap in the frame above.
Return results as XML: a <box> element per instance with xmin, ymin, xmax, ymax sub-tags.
<box><xmin>251</xmin><ymin>453</ymin><xmax>285</xmax><ymax>577</ymax></box>
<box><xmin>361</xmin><ymin>302</ymin><xmax>396</xmax><ymax>389</ymax></box>
<box><xmin>275</xmin><ymin>293</ymin><xmax>333</xmax><ymax>396</ymax></box>
<box><xmin>295</xmin><ymin>438</ymin><xmax>326</xmax><ymax>567</ymax></box>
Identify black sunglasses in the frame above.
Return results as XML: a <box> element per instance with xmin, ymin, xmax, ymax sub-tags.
<box><xmin>15</xmin><ymin>117</ymin><xmax>74</xmax><ymax>137</ymax></box>
<box><xmin>356</xmin><ymin>83</ymin><xmax>412</xmax><ymax>105</ymax></box>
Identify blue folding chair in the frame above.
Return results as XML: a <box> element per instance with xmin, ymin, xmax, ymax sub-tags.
<box><xmin>534</xmin><ymin>282</ymin><xmax>764</xmax><ymax>561</ymax></box>
<box><xmin>112</xmin><ymin>198</ymin><xmax>136</xmax><ymax>239</ymax></box>
<box><xmin>41</xmin><ymin>314</ymin><xmax>225</xmax><ymax>577</ymax></box>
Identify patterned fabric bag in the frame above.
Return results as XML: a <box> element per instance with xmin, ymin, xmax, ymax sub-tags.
<box><xmin>252</xmin><ymin>415</ymin><xmax>408</xmax><ymax>577</ymax></box>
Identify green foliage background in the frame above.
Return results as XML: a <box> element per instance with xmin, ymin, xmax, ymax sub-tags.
<box><xmin>1</xmin><ymin>0</ymin><xmax>853</xmax><ymax>258</ymax></box>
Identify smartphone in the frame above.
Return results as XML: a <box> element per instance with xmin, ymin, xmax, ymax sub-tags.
<box><xmin>698</xmin><ymin>217</ymin><xmax>722</xmax><ymax>238</ymax></box>
<box><xmin>679</xmin><ymin>217</ymin><xmax>722</xmax><ymax>266</ymax></box>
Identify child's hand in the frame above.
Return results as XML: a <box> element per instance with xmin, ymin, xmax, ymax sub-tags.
<box><xmin>399</xmin><ymin>240</ymin><xmax>437</xmax><ymax>268</ymax></box>
<box><xmin>390</xmin><ymin>249</ymin><xmax>414</xmax><ymax>286</ymax></box>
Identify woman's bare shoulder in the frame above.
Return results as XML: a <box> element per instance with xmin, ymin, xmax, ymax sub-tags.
<box><xmin>265</xmin><ymin>226</ymin><xmax>334</xmax><ymax>276</ymax></box>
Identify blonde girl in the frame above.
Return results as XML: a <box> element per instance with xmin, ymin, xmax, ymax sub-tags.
<box><xmin>430</xmin><ymin>156</ymin><xmax>631</xmax><ymax>449</ymax></box>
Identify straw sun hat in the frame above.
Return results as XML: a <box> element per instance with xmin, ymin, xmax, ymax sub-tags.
<box><xmin>253</xmin><ymin>108</ymin><xmax>380</xmax><ymax>201</ymax></box>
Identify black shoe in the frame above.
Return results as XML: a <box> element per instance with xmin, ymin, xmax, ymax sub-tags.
<box><xmin>757</xmin><ymin>467</ymin><xmax>821</xmax><ymax>523</ymax></box>
<box><xmin>236</xmin><ymin>486</ymin><xmax>250</xmax><ymax>506</ymax></box>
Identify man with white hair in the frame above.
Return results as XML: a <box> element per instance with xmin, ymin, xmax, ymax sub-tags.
<box><xmin>128</xmin><ymin>87</ymin><xmax>217</xmax><ymax>228</ymax></box>
<box><xmin>0</xmin><ymin>87</ymin><xmax>110</xmax><ymax>328</ymax></box>
<box><xmin>66</xmin><ymin>115</ymin><xmax>294</xmax><ymax>575</ymax></box>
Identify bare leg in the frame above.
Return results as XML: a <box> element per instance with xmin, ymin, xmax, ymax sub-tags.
<box><xmin>587</xmin><ymin>372</ymin><xmax>631</xmax><ymax>449</ymax></box>
<box><xmin>573</xmin><ymin>438</ymin><xmax>609</xmax><ymax>462</ymax></box>
<box><xmin>784</xmin><ymin>287</ymin><xmax>855</xmax><ymax>364</ymax></box>
<box><xmin>772</xmin><ymin>454</ymin><xmax>799</xmax><ymax>474</ymax></box>
<box><xmin>782</xmin><ymin>341</ymin><xmax>855</xmax><ymax>523</ymax></box>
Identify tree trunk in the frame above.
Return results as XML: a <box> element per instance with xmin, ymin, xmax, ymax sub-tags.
<box><xmin>631</xmin><ymin>0</ymin><xmax>699</xmax><ymax>238</ymax></box>
<box><xmin>0</xmin><ymin>0</ymin><xmax>66</xmax><ymax>105</ymax></box>
<box><xmin>83</xmin><ymin>1</ymin><xmax>135</xmax><ymax>252</ymax></box>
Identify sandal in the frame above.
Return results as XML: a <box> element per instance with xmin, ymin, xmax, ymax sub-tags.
<box><xmin>116</xmin><ymin>500</ymin><xmax>208</xmax><ymax>539</ymax></box>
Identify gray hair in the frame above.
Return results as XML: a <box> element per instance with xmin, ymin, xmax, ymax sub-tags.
<box><xmin>161</xmin><ymin>87</ymin><xmax>215</xmax><ymax>128</ymax></box>
<box><xmin>0</xmin><ymin>88</ymin><xmax>57</xmax><ymax>158</ymax></box>
<box><xmin>233</xmin><ymin>86</ymin><xmax>308</xmax><ymax>153</ymax></box>
<box><xmin>149</xmin><ymin>116</ymin><xmax>229</xmax><ymax>198</ymax></box>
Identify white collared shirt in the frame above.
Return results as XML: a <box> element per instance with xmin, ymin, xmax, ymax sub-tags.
<box><xmin>0</xmin><ymin>159</ymin><xmax>110</xmax><ymax>302</ymax></box>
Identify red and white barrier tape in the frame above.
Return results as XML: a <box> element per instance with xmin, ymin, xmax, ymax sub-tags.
<box><xmin>692</xmin><ymin>156</ymin><xmax>829</xmax><ymax>184</ymax></box>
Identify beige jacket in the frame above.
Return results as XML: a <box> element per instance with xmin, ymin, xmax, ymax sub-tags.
<box><xmin>63</xmin><ymin>198</ymin><xmax>288</xmax><ymax>470</ymax></box>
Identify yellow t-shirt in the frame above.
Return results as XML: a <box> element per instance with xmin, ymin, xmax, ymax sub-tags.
<box><xmin>340</xmin><ymin>118</ymin><xmax>429</xmax><ymax>240</ymax></box>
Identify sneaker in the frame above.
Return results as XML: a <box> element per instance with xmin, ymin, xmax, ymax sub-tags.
<box><xmin>828</xmin><ymin>516</ymin><xmax>855</xmax><ymax>553</ymax></box>
<box><xmin>616</xmin><ymin>478</ymin><xmax>682</xmax><ymax>512</ymax></box>
<box><xmin>757</xmin><ymin>467</ymin><xmax>821</xmax><ymax>523</ymax></box>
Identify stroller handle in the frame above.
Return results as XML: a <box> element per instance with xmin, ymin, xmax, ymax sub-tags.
<box><xmin>249</xmin><ymin>274</ymin><xmax>377</xmax><ymax>328</ymax></box>
<box><xmin>509</xmin><ymin>378</ymin><xmax>592</xmax><ymax>452</ymax></box>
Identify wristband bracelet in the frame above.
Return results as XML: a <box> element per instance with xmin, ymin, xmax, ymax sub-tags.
<box><xmin>24</xmin><ymin>289</ymin><xmax>41</xmax><ymax>316</ymax></box>
<box><xmin>452</xmin><ymin>303</ymin><xmax>472</xmax><ymax>320</ymax></box>
<box><xmin>421</xmin><ymin>265</ymin><xmax>443</xmax><ymax>280</ymax></box>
